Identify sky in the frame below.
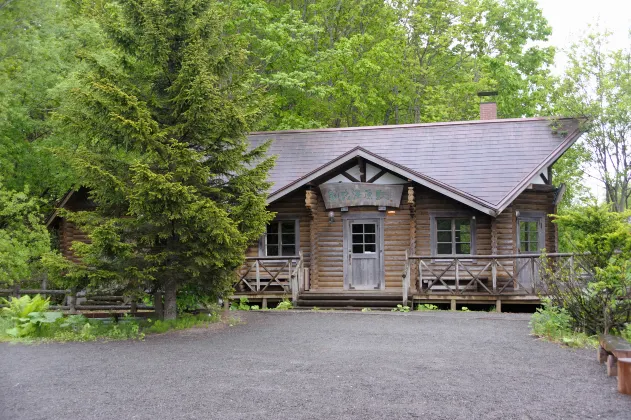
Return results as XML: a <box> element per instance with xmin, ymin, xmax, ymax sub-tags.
<box><xmin>536</xmin><ymin>0</ymin><xmax>631</xmax><ymax>199</ymax></box>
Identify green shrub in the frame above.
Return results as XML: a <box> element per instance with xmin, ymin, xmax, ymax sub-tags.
<box><xmin>530</xmin><ymin>302</ymin><xmax>573</xmax><ymax>341</ymax></box>
<box><xmin>250</xmin><ymin>305</ymin><xmax>260</xmax><ymax>310</ymax></box>
<box><xmin>417</xmin><ymin>304</ymin><xmax>439</xmax><ymax>311</ymax></box>
<box><xmin>391</xmin><ymin>304</ymin><xmax>410</xmax><ymax>312</ymax></box>
<box><xmin>0</xmin><ymin>295</ymin><xmax>62</xmax><ymax>337</ymax></box>
<box><xmin>622</xmin><ymin>324</ymin><xmax>631</xmax><ymax>343</ymax></box>
<box><xmin>275</xmin><ymin>299</ymin><xmax>293</xmax><ymax>310</ymax></box>
<box><xmin>361</xmin><ymin>308</ymin><xmax>372</xmax><ymax>312</ymax></box>
<box><xmin>461</xmin><ymin>306</ymin><xmax>470</xmax><ymax>312</ymax></box>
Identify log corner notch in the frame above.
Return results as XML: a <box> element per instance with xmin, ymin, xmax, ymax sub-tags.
<box><xmin>305</xmin><ymin>188</ymin><xmax>319</xmax><ymax>288</ymax></box>
<box><xmin>407</xmin><ymin>186</ymin><xmax>416</xmax><ymax>284</ymax></box>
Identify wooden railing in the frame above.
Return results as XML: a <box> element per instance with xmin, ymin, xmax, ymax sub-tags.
<box><xmin>235</xmin><ymin>251</ymin><xmax>305</xmax><ymax>304</ymax></box>
<box><xmin>402</xmin><ymin>252</ymin><xmax>588</xmax><ymax>297</ymax></box>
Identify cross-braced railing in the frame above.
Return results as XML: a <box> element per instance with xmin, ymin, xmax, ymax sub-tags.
<box><xmin>235</xmin><ymin>252</ymin><xmax>304</xmax><ymax>303</ymax></box>
<box><xmin>402</xmin><ymin>252</ymin><xmax>589</xmax><ymax>297</ymax></box>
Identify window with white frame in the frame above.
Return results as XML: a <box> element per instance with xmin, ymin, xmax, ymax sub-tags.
<box><xmin>263</xmin><ymin>220</ymin><xmax>298</xmax><ymax>256</ymax></box>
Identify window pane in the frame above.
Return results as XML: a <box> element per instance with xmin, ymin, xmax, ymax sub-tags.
<box><xmin>528</xmin><ymin>231</ymin><xmax>538</xmax><ymax>243</ymax></box>
<box><xmin>352</xmin><ymin>244</ymin><xmax>363</xmax><ymax>254</ymax></box>
<box><xmin>364</xmin><ymin>234</ymin><xmax>376</xmax><ymax>244</ymax></box>
<box><xmin>437</xmin><ymin>243</ymin><xmax>452</xmax><ymax>255</ymax></box>
<box><xmin>352</xmin><ymin>224</ymin><xmax>363</xmax><ymax>234</ymax></box>
<box><xmin>457</xmin><ymin>231</ymin><xmax>471</xmax><ymax>243</ymax></box>
<box><xmin>282</xmin><ymin>234</ymin><xmax>295</xmax><ymax>245</ymax></box>
<box><xmin>456</xmin><ymin>243</ymin><xmax>471</xmax><ymax>254</ymax></box>
<box><xmin>281</xmin><ymin>221</ymin><xmax>295</xmax><ymax>234</ymax></box>
<box><xmin>267</xmin><ymin>223</ymin><xmax>279</xmax><ymax>234</ymax></box>
<box><xmin>455</xmin><ymin>219</ymin><xmax>470</xmax><ymax>232</ymax></box>
<box><xmin>266</xmin><ymin>233</ymin><xmax>279</xmax><ymax>246</ymax></box>
<box><xmin>437</xmin><ymin>219</ymin><xmax>451</xmax><ymax>230</ymax></box>
<box><xmin>365</xmin><ymin>244</ymin><xmax>376</xmax><ymax>253</ymax></box>
<box><xmin>437</xmin><ymin>231</ymin><xmax>451</xmax><ymax>242</ymax></box>
<box><xmin>364</xmin><ymin>224</ymin><xmax>376</xmax><ymax>233</ymax></box>
<box><xmin>352</xmin><ymin>234</ymin><xmax>363</xmax><ymax>245</ymax></box>
<box><xmin>281</xmin><ymin>245</ymin><xmax>295</xmax><ymax>256</ymax></box>
<box><xmin>266</xmin><ymin>245</ymin><xmax>279</xmax><ymax>256</ymax></box>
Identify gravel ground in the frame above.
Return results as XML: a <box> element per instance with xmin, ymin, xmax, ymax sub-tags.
<box><xmin>1</xmin><ymin>311</ymin><xmax>630</xmax><ymax>420</ymax></box>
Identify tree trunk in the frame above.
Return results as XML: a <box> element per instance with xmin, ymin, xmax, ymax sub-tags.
<box><xmin>154</xmin><ymin>291</ymin><xmax>164</xmax><ymax>320</ymax></box>
<box><xmin>164</xmin><ymin>281</ymin><xmax>177</xmax><ymax>320</ymax></box>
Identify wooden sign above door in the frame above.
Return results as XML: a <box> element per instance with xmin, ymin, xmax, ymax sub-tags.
<box><xmin>319</xmin><ymin>183</ymin><xmax>404</xmax><ymax>209</ymax></box>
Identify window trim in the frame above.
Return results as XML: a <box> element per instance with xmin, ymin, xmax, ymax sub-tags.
<box><xmin>430</xmin><ymin>211</ymin><xmax>476</xmax><ymax>258</ymax></box>
<box><xmin>258</xmin><ymin>217</ymin><xmax>300</xmax><ymax>257</ymax></box>
<box><xmin>516</xmin><ymin>211</ymin><xmax>546</xmax><ymax>254</ymax></box>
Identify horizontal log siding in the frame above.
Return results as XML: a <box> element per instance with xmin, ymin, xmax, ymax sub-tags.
<box><xmin>384</xmin><ymin>203</ymin><xmax>412</xmax><ymax>289</ymax></box>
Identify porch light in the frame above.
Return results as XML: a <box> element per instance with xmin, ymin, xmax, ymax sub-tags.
<box><xmin>328</xmin><ymin>211</ymin><xmax>335</xmax><ymax>223</ymax></box>
<box><xmin>387</xmin><ymin>210</ymin><xmax>396</xmax><ymax>215</ymax></box>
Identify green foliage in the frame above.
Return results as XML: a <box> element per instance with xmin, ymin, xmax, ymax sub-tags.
<box><xmin>542</xmin><ymin>204</ymin><xmax>631</xmax><ymax>334</ymax></box>
<box><xmin>361</xmin><ymin>308</ymin><xmax>372</xmax><ymax>312</ymax></box>
<box><xmin>0</xmin><ymin>295</ymin><xmax>62</xmax><ymax>337</ymax></box>
<box><xmin>460</xmin><ymin>307</ymin><xmax>470</xmax><ymax>312</ymax></box>
<box><xmin>55</xmin><ymin>0</ymin><xmax>275</xmax><ymax>318</ymax></box>
<box><xmin>417</xmin><ymin>304</ymin><xmax>439</xmax><ymax>311</ymax></box>
<box><xmin>530</xmin><ymin>302</ymin><xmax>597</xmax><ymax>348</ymax></box>
<box><xmin>230</xmin><ymin>297</ymin><xmax>251</xmax><ymax>311</ymax></box>
<box><xmin>231</xmin><ymin>0</ymin><xmax>555</xmax><ymax>130</ymax></box>
<box><xmin>275</xmin><ymin>299</ymin><xmax>293</xmax><ymax>310</ymax></box>
<box><xmin>391</xmin><ymin>304</ymin><xmax>410</xmax><ymax>313</ymax></box>
<box><xmin>0</xmin><ymin>181</ymin><xmax>58</xmax><ymax>285</ymax></box>
<box><xmin>144</xmin><ymin>313</ymin><xmax>220</xmax><ymax>335</ymax></box>
<box><xmin>555</xmin><ymin>29</ymin><xmax>631</xmax><ymax>212</ymax></box>
<box><xmin>250</xmin><ymin>305</ymin><xmax>260</xmax><ymax>311</ymax></box>
<box><xmin>622</xmin><ymin>324</ymin><xmax>631</xmax><ymax>343</ymax></box>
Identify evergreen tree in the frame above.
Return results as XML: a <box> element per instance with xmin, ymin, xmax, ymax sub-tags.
<box><xmin>56</xmin><ymin>0</ymin><xmax>274</xmax><ymax>319</ymax></box>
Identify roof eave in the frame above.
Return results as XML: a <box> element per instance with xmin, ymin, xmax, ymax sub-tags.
<box><xmin>494</xmin><ymin>124</ymin><xmax>584</xmax><ymax>215</ymax></box>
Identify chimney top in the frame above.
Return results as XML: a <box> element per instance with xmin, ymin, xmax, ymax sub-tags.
<box><xmin>478</xmin><ymin>91</ymin><xmax>498</xmax><ymax>120</ymax></box>
<box><xmin>477</xmin><ymin>91</ymin><xmax>498</xmax><ymax>98</ymax></box>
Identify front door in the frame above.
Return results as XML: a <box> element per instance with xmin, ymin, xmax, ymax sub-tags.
<box><xmin>344</xmin><ymin>218</ymin><xmax>383</xmax><ymax>290</ymax></box>
<box><xmin>516</xmin><ymin>216</ymin><xmax>544</xmax><ymax>291</ymax></box>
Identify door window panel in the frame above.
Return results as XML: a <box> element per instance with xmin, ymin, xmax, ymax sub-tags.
<box><xmin>351</xmin><ymin>223</ymin><xmax>377</xmax><ymax>254</ymax></box>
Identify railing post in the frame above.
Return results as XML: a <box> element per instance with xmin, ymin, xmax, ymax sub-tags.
<box><xmin>291</xmin><ymin>258</ymin><xmax>298</xmax><ymax>306</ymax></box>
<box><xmin>418</xmin><ymin>260</ymin><xmax>423</xmax><ymax>292</ymax></box>
<box><xmin>492</xmin><ymin>259</ymin><xmax>497</xmax><ymax>293</ymax></box>
<box><xmin>255</xmin><ymin>260</ymin><xmax>260</xmax><ymax>292</ymax></box>
<box><xmin>403</xmin><ymin>250</ymin><xmax>409</xmax><ymax>305</ymax></box>
<box><xmin>455</xmin><ymin>258</ymin><xmax>460</xmax><ymax>294</ymax></box>
<box><xmin>530</xmin><ymin>257</ymin><xmax>535</xmax><ymax>294</ymax></box>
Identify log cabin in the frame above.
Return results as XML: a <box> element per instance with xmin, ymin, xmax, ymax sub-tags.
<box><xmin>47</xmin><ymin>98</ymin><xmax>584</xmax><ymax>311</ymax></box>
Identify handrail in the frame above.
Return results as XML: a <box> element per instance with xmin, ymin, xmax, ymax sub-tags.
<box><xmin>408</xmin><ymin>252</ymin><xmax>578</xmax><ymax>259</ymax></box>
<box><xmin>403</xmin><ymin>253</ymin><xmax>586</xmax><ymax>297</ymax></box>
<box><xmin>236</xmin><ymin>253</ymin><xmax>304</xmax><ymax>297</ymax></box>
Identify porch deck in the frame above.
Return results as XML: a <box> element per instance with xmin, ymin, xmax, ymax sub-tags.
<box><xmin>233</xmin><ymin>253</ymin><xmax>581</xmax><ymax>310</ymax></box>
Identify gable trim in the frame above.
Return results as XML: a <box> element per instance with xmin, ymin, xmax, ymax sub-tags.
<box><xmin>267</xmin><ymin>147</ymin><xmax>498</xmax><ymax>216</ymax></box>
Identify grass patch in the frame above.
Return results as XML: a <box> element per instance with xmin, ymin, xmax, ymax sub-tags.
<box><xmin>530</xmin><ymin>302</ymin><xmax>598</xmax><ymax>348</ymax></box>
<box><xmin>0</xmin><ymin>295</ymin><xmax>226</xmax><ymax>343</ymax></box>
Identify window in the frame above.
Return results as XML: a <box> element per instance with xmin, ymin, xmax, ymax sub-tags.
<box><xmin>351</xmin><ymin>223</ymin><xmax>377</xmax><ymax>254</ymax></box>
<box><xmin>519</xmin><ymin>220</ymin><xmax>540</xmax><ymax>253</ymax></box>
<box><xmin>434</xmin><ymin>217</ymin><xmax>472</xmax><ymax>256</ymax></box>
<box><xmin>264</xmin><ymin>220</ymin><xmax>298</xmax><ymax>256</ymax></box>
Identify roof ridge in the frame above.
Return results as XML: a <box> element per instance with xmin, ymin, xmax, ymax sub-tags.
<box><xmin>249</xmin><ymin>116</ymin><xmax>575</xmax><ymax>136</ymax></box>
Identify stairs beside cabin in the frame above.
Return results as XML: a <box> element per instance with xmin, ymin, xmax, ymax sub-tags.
<box><xmin>297</xmin><ymin>291</ymin><xmax>403</xmax><ymax>310</ymax></box>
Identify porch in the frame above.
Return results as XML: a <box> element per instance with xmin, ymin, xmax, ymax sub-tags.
<box><xmin>233</xmin><ymin>252</ymin><xmax>581</xmax><ymax>310</ymax></box>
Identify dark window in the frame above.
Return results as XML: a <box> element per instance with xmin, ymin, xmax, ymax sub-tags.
<box><xmin>351</xmin><ymin>223</ymin><xmax>377</xmax><ymax>254</ymax></box>
<box><xmin>265</xmin><ymin>220</ymin><xmax>297</xmax><ymax>256</ymax></box>
<box><xmin>435</xmin><ymin>218</ymin><xmax>472</xmax><ymax>256</ymax></box>
<box><xmin>519</xmin><ymin>220</ymin><xmax>540</xmax><ymax>253</ymax></box>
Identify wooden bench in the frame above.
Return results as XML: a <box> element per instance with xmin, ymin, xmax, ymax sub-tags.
<box><xmin>597</xmin><ymin>334</ymin><xmax>631</xmax><ymax>394</ymax></box>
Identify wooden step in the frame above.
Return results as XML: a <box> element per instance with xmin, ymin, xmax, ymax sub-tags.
<box><xmin>297</xmin><ymin>299</ymin><xmax>401</xmax><ymax>308</ymax></box>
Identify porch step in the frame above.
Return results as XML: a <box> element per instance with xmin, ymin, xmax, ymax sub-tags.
<box><xmin>297</xmin><ymin>292</ymin><xmax>403</xmax><ymax>309</ymax></box>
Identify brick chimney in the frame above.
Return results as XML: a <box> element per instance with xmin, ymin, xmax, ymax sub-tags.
<box><xmin>477</xmin><ymin>91</ymin><xmax>498</xmax><ymax>120</ymax></box>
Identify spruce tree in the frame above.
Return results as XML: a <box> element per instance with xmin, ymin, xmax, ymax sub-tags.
<box><xmin>56</xmin><ymin>0</ymin><xmax>274</xmax><ymax>319</ymax></box>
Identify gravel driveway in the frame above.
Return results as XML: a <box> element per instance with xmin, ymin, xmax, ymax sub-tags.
<box><xmin>1</xmin><ymin>311</ymin><xmax>630</xmax><ymax>420</ymax></box>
